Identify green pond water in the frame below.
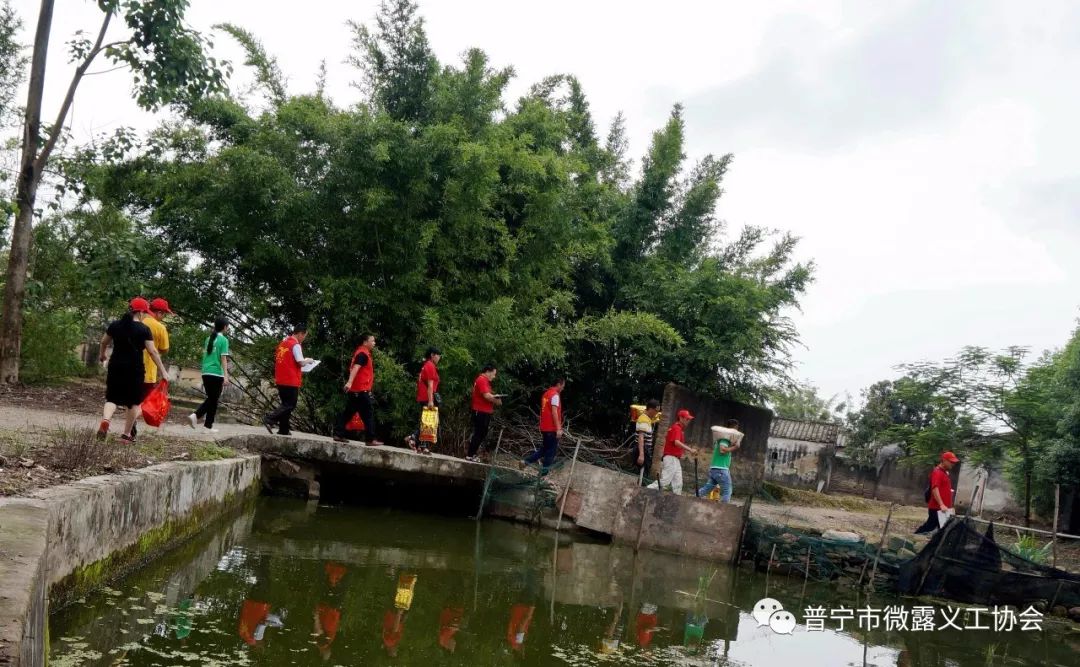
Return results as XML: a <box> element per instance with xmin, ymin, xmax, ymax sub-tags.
<box><xmin>50</xmin><ymin>497</ymin><xmax>1080</xmax><ymax>666</ymax></box>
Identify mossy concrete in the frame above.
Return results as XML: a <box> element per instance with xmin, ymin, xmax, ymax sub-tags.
<box><xmin>0</xmin><ymin>455</ymin><xmax>260</xmax><ymax>667</ymax></box>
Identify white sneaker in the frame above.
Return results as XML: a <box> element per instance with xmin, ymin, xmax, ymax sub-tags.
<box><xmin>188</xmin><ymin>413</ymin><xmax>198</xmax><ymax>429</ymax></box>
<box><xmin>204</xmin><ymin>427</ymin><xmax>220</xmax><ymax>434</ymax></box>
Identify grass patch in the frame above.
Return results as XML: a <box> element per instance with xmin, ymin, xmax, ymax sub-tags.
<box><xmin>191</xmin><ymin>443</ymin><xmax>237</xmax><ymax>461</ymax></box>
<box><xmin>761</xmin><ymin>481</ymin><xmax>884</xmax><ymax>513</ymax></box>
<box><xmin>0</xmin><ymin>431</ymin><xmax>31</xmax><ymax>459</ymax></box>
<box><xmin>48</xmin><ymin>427</ymin><xmax>141</xmax><ymax>472</ymax></box>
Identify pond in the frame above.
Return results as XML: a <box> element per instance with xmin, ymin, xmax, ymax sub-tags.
<box><xmin>50</xmin><ymin>497</ymin><xmax>1080</xmax><ymax>666</ymax></box>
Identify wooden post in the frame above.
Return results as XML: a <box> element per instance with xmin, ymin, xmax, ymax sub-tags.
<box><xmin>864</xmin><ymin>504</ymin><xmax>895</xmax><ymax>594</ymax></box>
<box><xmin>800</xmin><ymin>546</ymin><xmax>812</xmax><ymax>601</ymax></box>
<box><xmin>965</xmin><ymin>484</ymin><xmax>980</xmax><ymax>517</ymax></box>
<box><xmin>635</xmin><ymin>497</ymin><xmax>652</xmax><ymax>552</ymax></box>
<box><xmin>473</xmin><ymin>428</ymin><xmax>504</xmax><ymax>520</ymax></box>
<box><xmin>914</xmin><ymin>520</ymin><xmax>953</xmax><ymax>596</ymax></box>
<box><xmin>765</xmin><ymin>543</ymin><xmax>777</xmax><ymax>596</ymax></box>
<box><xmin>1052</xmin><ymin>484</ymin><xmax>1060</xmax><ymax>569</ymax></box>
<box><xmin>555</xmin><ymin>438</ymin><xmax>582</xmax><ymax>531</ymax></box>
<box><xmin>734</xmin><ymin>486</ymin><xmax>755</xmax><ymax>566</ymax></box>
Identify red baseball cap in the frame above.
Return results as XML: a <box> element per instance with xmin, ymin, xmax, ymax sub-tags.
<box><xmin>942</xmin><ymin>451</ymin><xmax>960</xmax><ymax>463</ymax></box>
<box><xmin>129</xmin><ymin>296</ymin><xmax>151</xmax><ymax>313</ymax></box>
<box><xmin>677</xmin><ymin>409</ymin><xmax>694</xmax><ymax>420</ymax></box>
<box><xmin>150</xmin><ymin>297</ymin><xmax>174</xmax><ymax>314</ymax></box>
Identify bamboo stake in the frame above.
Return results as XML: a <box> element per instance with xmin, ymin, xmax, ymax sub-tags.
<box><xmin>765</xmin><ymin>544</ymin><xmax>777</xmax><ymax>597</ymax></box>
<box><xmin>1052</xmin><ymin>484</ymin><xmax>1060</xmax><ymax>569</ymax></box>
<box><xmin>800</xmin><ymin>546</ymin><xmax>812</xmax><ymax>601</ymax></box>
<box><xmin>473</xmin><ymin>428</ymin><xmax>504</xmax><ymax>521</ymax></box>
<box><xmin>864</xmin><ymin>504</ymin><xmax>895</xmax><ymax>595</ymax></box>
<box><xmin>555</xmin><ymin>438</ymin><xmax>582</xmax><ymax>531</ymax></box>
<box><xmin>966</xmin><ymin>516</ymin><xmax>1080</xmax><ymax>541</ymax></box>
<box><xmin>635</xmin><ymin>498</ymin><xmax>651</xmax><ymax>553</ymax></box>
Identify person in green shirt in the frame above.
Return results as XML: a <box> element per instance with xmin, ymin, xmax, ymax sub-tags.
<box><xmin>189</xmin><ymin>318</ymin><xmax>230</xmax><ymax>432</ymax></box>
<box><xmin>697</xmin><ymin>419</ymin><xmax>743</xmax><ymax>502</ymax></box>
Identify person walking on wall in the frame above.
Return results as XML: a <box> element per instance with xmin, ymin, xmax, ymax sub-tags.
<box><xmin>131</xmin><ymin>297</ymin><xmax>173</xmax><ymax>438</ymax></box>
<box><xmin>332</xmin><ymin>333</ymin><xmax>384</xmax><ymax>447</ymax></box>
<box><xmin>520</xmin><ymin>379</ymin><xmax>566</xmax><ymax>475</ymax></box>
<box><xmin>264</xmin><ymin>325</ymin><xmax>313</xmax><ymax>436</ymax></box>
<box><xmin>190</xmin><ymin>317</ymin><xmax>230</xmax><ymax>432</ymax></box>
<box><xmin>914</xmin><ymin>451</ymin><xmax>960</xmax><ymax>534</ymax></box>
<box><xmin>98</xmin><ymin>297</ymin><xmax>169</xmax><ymax>442</ymax></box>
<box><xmin>405</xmin><ymin>347</ymin><xmax>441</xmax><ymax>454</ymax></box>
<box><xmin>635</xmin><ymin>399</ymin><xmax>661</xmax><ymax>482</ymax></box>
<box><xmin>698</xmin><ymin>419</ymin><xmax>744</xmax><ymax>502</ymax></box>
<box><xmin>646</xmin><ymin>409</ymin><xmax>697</xmax><ymax>494</ymax></box>
<box><xmin>466</xmin><ymin>364</ymin><xmax>502</xmax><ymax>462</ymax></box>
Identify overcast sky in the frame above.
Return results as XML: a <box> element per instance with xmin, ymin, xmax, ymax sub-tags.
<box><xmin>21</xmin><ymin>0</ymin><xmax>1080</xmax><ymax>402</ymax></box>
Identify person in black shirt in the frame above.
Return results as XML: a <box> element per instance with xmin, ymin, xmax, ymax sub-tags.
<box><xmin>98</xmin><ymin>297</ymin><xmax>169</xmax><ymax>442</ymax></box>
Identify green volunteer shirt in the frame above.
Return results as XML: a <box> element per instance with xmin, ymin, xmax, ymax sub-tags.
<box><xmin>201</xmin><ymin>334</ymin><xmax>230</xmax><ymax>376</ymax></box>
<box><xmin>711</xmin><ymin>438</ymin><xmax>733</xmax><ymax>469</ymax></box>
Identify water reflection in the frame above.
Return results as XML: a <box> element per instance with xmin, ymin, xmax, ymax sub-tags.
<box><xmin>49</xmin><ymin>497</ymin><xmax>1080</xmax><ymax>666</ymax></box>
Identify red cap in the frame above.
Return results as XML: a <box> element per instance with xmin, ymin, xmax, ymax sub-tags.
<box><xmin>942</xmin><ymin>451</ymin><xmax>960</xmax><ymax>463</ymax></box>
<box><xmin>677</xmin><ymin>409</ymin><xmax>694</xmax><ymax>420</ymax></box>
<box><xmin>129</xmin><ymin>297</ymin><xmax>151</xmax><ymax>314</ymax></box>
<box><xmin>150</xmin><ymin>297</ymin><xmax>174</xmax><ymax>314</ymax></box>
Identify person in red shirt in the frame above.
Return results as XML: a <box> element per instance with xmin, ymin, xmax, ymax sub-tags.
<box><xmin>466</xmin><ymin>364</ymin><xmax>502</xmax><ymax>462</ymax></box>
<box><xmin>506</xmin><ymin>603</ymin><xmax>535</xmax><ymax>654</ymax></box>
<box><xmin>263</xmin><ymin>325</ymin><xmax>313</xmax><ymax>436</ymax></box>
<box><xmin>438</xmin><ymin>606</ymin><xmax>464</xmax><ymax>653</ymax></box>
<box><xmin>405</xmin><ymin>347</ymin><xmax>442</xmax><ymax>454</ymax></box>
<box><xmin>332</xmin><ymin>334</ymin><xmax>384</xmax><ymax>446</ymax></box>
<box><xmin>313</xmin><ymin>561</ymin><xmax>347</xmax><ymax>661</ymax></box>
<box><xmin>646</xmin><ymin>409</ymin><xmax>697</xmax><ymax>495</ymax></box>
<box><xmin>915</xmin><ymin>451</ymin><xmax>960</xmax><ymax>534</ymax></box>
<box><xmin>520</xmin><ymin>379</ymin><xmax>565</xmax><ymax>474</ymax></box>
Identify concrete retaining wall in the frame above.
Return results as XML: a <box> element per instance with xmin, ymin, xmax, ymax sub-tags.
<box><xmin>0</xmin><ymin>456</ymin><xmax>260</xmax><ymax>667</ymax></box>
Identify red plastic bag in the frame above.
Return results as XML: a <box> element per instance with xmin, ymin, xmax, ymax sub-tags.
<box><xmin>345</xmin><ymin>412</ymin><xmax>365</xmax><ymax>431</ymax></box>
<box><xmin>141</xmin><ymin>381</ymin><xmax>171</xmax><ymax>427</ymax></box>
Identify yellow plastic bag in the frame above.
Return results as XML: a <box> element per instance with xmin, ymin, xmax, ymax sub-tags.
<box><xmin>394</xmin><ymin>573</ymin><xmax>418</xmax><ymax>610</ymax></box>
<box><xmin>419</xmin><ymin>406</ymin><xmax>439</xmax><ymax>444</ymax></box>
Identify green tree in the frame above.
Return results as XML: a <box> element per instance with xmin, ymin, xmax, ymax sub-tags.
<box><xmin>768</xmin><ymin>382</ymin><xmax>845</xmax><ymax>422</ymax></box>
<box><xmin>0</xmin><ymin>0</ymin><xmax>225</xmax><ymax>384</ymax></box>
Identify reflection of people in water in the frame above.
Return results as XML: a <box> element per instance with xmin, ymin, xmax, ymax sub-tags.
<box><xmin>238</xmin><ymin>556</ymin><xmax>286</xmax><ymax>649</ymax></box>
<box><xmin>683</xmin><ymin>612</ymin><xmax>708</xmax><ymax>655</ymax></box>
<box><xmin>238</xmin><ymin>600</ymin><xmax>286</xmax><ymax>647</ymax></box>
<box><xmin>313</xmin><ymin>562</ymin><xmax>347</xmax><ymax>661</ymax></box>
<box><xmin>383</xmin><ymin>573</ymin><xmax>417</xmax><ymax>657</ymax></box>
<box><xmin>438</xmin><ymin>606</ymin><xmax>464</xmax><ymax>653</ymax></box>
<box><xmin>170</xmin><ymin>596</ymin><xmax>196</xmax><ymax>643</ymax></box>
<box><xmin>636</xmin><ymin>603</ymin><xmax>660</xmax><ymax>650</ymax></box>
<box><xmin>599</xmin><ymin>601</ymin><xmax>625</xmax><ymax>655</ymax></box>
<box><xmin>507</xmin><ymin>603</ymin><xmax>535</xmax><ymax>654</ymax></box>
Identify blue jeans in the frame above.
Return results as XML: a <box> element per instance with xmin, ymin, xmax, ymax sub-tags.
<box><xmin>698</xmin><ymin>467</ymin><xmax>732</xmax><ymax>502</ymax></box>
<box><xmin>524</xmin><ymin>432</ymin><xmax>559</xmax><ymax>471</ymax></box>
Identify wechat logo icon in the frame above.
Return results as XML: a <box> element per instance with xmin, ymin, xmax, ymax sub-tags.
<box><xmin>752</xmin><ymin>598</ymin><xmax>796</xmax><ymax>635</ymax></box>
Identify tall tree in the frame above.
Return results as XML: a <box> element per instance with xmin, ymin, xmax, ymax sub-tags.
<box><xmin>348</xmin><ymin>0</ymin><xmax>437</xmax><ymax>123</ymax></box>
<box><xmin>0</xmin><ymin>0</ymin><xmax>224</xmax><ymax>384</ymax></box>
<box><xmin>0</xmin><ymin>0</ymin><xmax>26</xmax><ymax>248</ymax></box>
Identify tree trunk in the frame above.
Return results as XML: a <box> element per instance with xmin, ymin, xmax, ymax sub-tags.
<box><xmin>1024</xmin><ymin>469</ymin><xmax>1032</xmax><ymax>527</ymax></box>
<box><xmin>0</xmin><ymin>0</ymin><xmax>54</xmax><ymax>384</ymax></box>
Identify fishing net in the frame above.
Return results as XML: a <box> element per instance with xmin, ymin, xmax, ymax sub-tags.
<box><xmin>744</xmin><ymin>518</ymin><xmax>912</xmax><ymax>586</ymax></box>
<box><xmin>897</xmin><ymin>517</ymin><xmax>1080</xmax><ymax>608</ymax></box>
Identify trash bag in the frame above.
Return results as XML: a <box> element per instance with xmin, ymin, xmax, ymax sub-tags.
<box><xmin>346</xmin><ymin>413</ymin><xmax>366</xmax><ymax>431</ymax></box>
<box><xmin>419</xmin><ymin>406</ymin><xmax>439</xmax><ymax>444</ymax></box>
<box><xmin>141</xmin><ymin>381</ymin><xmax>171</xmax><ymax>427</ymax></box>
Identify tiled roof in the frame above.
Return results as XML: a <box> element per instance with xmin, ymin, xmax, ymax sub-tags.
<box><xmin>769</xmin><ymin>417</ymin><xmax>842</xmax><ymax>444</ymax></box>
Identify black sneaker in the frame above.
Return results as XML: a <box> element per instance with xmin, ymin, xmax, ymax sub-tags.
<box><xmin>262</xmin><ymin>417</ymin><xmax>274</xmax><ymax>434</ymax></box>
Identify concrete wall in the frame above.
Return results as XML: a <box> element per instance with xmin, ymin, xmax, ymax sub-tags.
<box><xmin>609</xmin><ymin>487</ymin><xmax>745</xmax><ymax>561</ymax></box>
<box><xmin>0</xmin><ymin>456</ymin><xmax>260</xmax><ymax>667</ymax></box>
<box><xmin>765</xmin><ymin>438</ymin><xmax>833</xmax><ymax>490</ymax></box>
<box><xmin>657</xmin><ymin>383</ymin><xmax>773</xmax><ymax>494</ymax></box>
<box><xmin>956</xmin><ymin>465</ymin><xmax>1022</xmax><ymax>515</ymax></box>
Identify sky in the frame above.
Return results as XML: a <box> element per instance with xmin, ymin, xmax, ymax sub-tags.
<box><xmin>18</xmin><ymin>0</ymin><xmax>1080</xmax><ymax>402</ymax></box>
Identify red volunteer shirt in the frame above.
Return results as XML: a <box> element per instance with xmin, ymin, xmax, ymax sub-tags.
<box><xmin>416</xmin><ymin>359</ymin><xmax>440</xmax><ymax>402</ymax></box>
<box><xmin>539</xmin><ymin>386</ymin><xmax>562</xmax><ymax>432</ymax></box>
<box><xmin>348</xmin><ymin>347</ymin><xmax>374</xmax><ymax>392</ymax></box>
<box><xmin>472</xmin><ymin>374</ymin><xmax>495</xmax><ymax>413</ymax></box>
<box><xmin>274</xmin><ymin>336</ymin><xmax>302</xmax><ymax>387</ymax></box>
<box><xmin>662</xmin><ymin>422</ymin><xmax>685</xmax><ymax>458</ymax></box>
<box><xmin>928</xmin><ymin>466</ymin><xmax>953</xmax><ymax>510</ymax></box>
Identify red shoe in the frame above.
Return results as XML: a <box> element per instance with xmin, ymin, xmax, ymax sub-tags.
<box><xmin>97</xmin><ymin>419</ymin><xmax>110</xmax><ymax>439</ymax></box>
<box><xmin>120</xmin><ymin>433</ymin><xmax>136</xmax><ymax>443</ymax></box>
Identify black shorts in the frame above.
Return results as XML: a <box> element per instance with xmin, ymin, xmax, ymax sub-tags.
<box><xmin>105</xmin><ymin>365</ymin><xmax>145</xmax><ymax>408</ymax></box>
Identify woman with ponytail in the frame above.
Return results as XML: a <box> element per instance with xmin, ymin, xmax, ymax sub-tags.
<box><xmin>189</xmin><ymin>317</ymin><xmax>230</xmax><ymax>432</ymax></box>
